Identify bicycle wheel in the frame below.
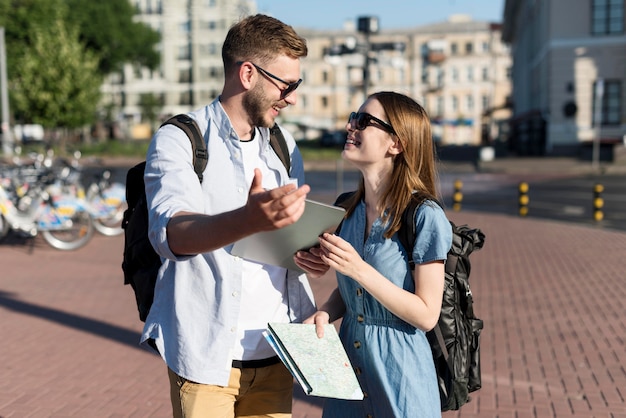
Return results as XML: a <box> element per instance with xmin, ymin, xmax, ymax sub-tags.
<box><xmin>41</xmin><ymin>208</ymin><xmax>94</xmax><ymax>251</ymax></box>
<box><xmin>0</xmin><ymin>214</ymin><xmax>9</xmax><ymax>241</ymax></box>
<box><xmin>93</xmin><ymin>201</ymin><xmax>126</xmax><ymax>236</ymax></box>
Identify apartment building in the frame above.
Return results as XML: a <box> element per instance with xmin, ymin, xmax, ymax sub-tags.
<box><xmin>103</xmin><ymin>2</ymin><xmax>511</xmax><ymax>146</ymax></box>
<box><xmin>287</xmin><ymin>15</ymin><xmax>512</xmax><ymax>146</ymax></box>
<box><xmin>502</xmin><ymin>0</ymin><xmax>626</xmax><ymax>156</ymax></box>
<box><xmin>101</xmin><ymin>0</ymin><xmax>255</xmax><ymax>138</ymax></box>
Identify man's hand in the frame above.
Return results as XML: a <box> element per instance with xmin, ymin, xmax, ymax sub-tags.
<box><xmin>303</xmin><ymin>310</ymin><xmax>331</xmax><ymax>338</ymax></box>
<box><xmin>245</xmin><ymin>168</ymin><xmax>310</xmax><ymax>232</ymax></box>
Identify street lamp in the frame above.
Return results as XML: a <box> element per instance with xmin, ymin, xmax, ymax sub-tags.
<box><xmin>0</xmin><ymin>27</ymin><xmax>14</xmax><ymax>157</ymax></box>
<box><xmin>357</xmin><ymin>16</ymin><xmax>379</xmax><ymax>100</ymax></box>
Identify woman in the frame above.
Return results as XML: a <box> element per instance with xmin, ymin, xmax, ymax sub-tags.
<box><xmin>303</xmin><ymin>92</ymin><xmax>452</xmax><ymax>417</ymax></box>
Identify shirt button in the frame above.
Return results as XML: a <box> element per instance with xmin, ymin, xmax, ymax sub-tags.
<box><xmin>353</xmin><ymin>341</ymin><xmax>361</xmax><ymax>349</ymax></box>
<box><xmin>230</xmin><ymin>327</ymin><xmax>236</xmax><ymax>332</ymax></box>
<box><xmin>357</xmin><ymin>315</ymin><xmax>364</xmax><ymax>323</ymax></box>
<box><xmin>238</xmin><ymin>187</ymin><xmax>244</xmax><ymax>193</ymax></box>
<box><xmin>356</xmin><ymin>288</ymin><xmax>363</xmax><ymax>296</ymax></box>
<box><xmin>232</xmin><ymin>291</ymin><xmax>238</xmax><ymax>297</ymax></box>
<box><xmin>354</xmin><ymin>367</ymin><xmax>361</xmax><ymax>375</ymax></box>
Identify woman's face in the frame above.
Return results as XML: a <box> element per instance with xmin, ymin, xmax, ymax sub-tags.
<box><xmin>342</xmin><ymin>98</ymin><xmax>400</xmax><ymax>169</ymax></box>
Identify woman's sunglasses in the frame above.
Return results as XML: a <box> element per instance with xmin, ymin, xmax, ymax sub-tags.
<box><xmin>348</xmin><ymin>112</ymin><xmax>395</xmax><ymax>134</ymax></box>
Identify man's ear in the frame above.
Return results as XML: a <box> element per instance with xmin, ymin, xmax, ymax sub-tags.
<box><xmin>239</xmin><ymin>62</ymin><xmax>255</xmax><ymax>90</ymax></box>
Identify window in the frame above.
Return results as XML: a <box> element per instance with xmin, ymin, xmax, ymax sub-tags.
<box><xmin>482</xmin><ymin>67</ymin><xmax>489</xmax><ymax>81</ymax></box>
<box><xmin>180</xmin><ymin>21</ymin><xmax>191</xmax><ymax>34</ymax></box>
<box><xmin>451</xmin><ymin>67</ymin><xmax>459</xmax><ymax>82</ymax></box>
<box><xmin>179</xmin><ymin>68</ymin><xmax>192</xmax><ymax>83</ymax></box>
<box><xmin>452</xmin><ymin>96</ymin><xmax>458</xmax><ymax>112</ymax></box>
<box><xmin>178</xmin><ymin>45</ymin><xmax>191</xmax><ymax>60</ymax></box>
<box><xmin>482</xmin><ymin>95</ymin><xmax>490</xmax><ymax>111</ymax></box>
<box><xmin>593</xmin><ymin>80</ymin><xmax>622</xmax><ymax>126</ymax></box>
<box><xmin>592</xmin><ymin>0</ymin><xmax>624</xmax><ymax>35</ymax></box>
<box><xmin>179</xmin><ymin>90</ymin><xmax>192</xmax><ymax>106</ymax></box>
<box><xmin>437</xmin><ymin>96</ymin><xmax>444</xmax><ymax>116</ymax></box>
<box><xmin>450</xmin><ymin>43</ymin><xmax>458</xmax><ymax>55</ymax></box>
<box><xmin>201</xmin><ymin>21</ymin><xmax>217</xmax><ymax>30</ymax></box>
<box><xmin>465</xmin><ymin>42</ymin><xmax>473</xmax><ymax>54</ymax></box>
<box><xmin>437</xmin><ymin>68</ymin><xmax>444</xmax><ymax>88</ymax></box>
<box><xmin>467</xmin><ymin>66</ymin><xmax>474</xmax><ymax>82</ymax></box>
<box><xmin>466</xmin><ymin>95</ymin><xmax>474</xmax><ymax>112</ymax></box>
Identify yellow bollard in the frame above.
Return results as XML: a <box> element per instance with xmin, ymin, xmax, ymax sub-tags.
<box><xmin>518</xmin><ymin>182</ymin><xmax>529</xmax><ymax>217</ymax></box>
<box><xmin>593</xmin><ymin>183</ymin><xmax>604</xmax><ymax>221</ymax></box>
<box><xmin>452</xmin><ymin>179</ymin><xmax>463</xmax><ymax>212</ymax></box>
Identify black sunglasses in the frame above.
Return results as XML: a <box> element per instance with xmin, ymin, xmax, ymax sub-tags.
<box><xmin>237</xmin><ymin>61</ymin><xmax>302</xmax><ymax>98</ymax></box>
<box><xmin>348</xmin><ymin>112</ymin><xmax>395</xmax><ymax>134</ymax></box>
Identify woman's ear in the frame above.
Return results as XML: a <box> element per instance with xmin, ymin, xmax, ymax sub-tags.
<box><xmin>388</xmin><ymin>136</ymin><xmax>403</xmax><ymax>156</ymax></box>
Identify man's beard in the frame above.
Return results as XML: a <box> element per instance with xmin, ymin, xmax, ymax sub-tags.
<box><xmin>243</xmin><ymin>83</ymin><xmax>275</xmax><ymax>129</ymax></box>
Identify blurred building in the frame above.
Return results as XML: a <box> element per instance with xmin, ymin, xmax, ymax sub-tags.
<box><xmin>102</xmin><ymin>1</ymin><xmax>511</xmax><ymax>147</ymax></box>
<box><xmin>502</xmin><ymin>0</ymin><xmax>626</xmax><ymax>157</ymax></box>
<box><xmin>101</xmin><ymin>0</ymin><xmax>256</xmax><ymax>139</ymax></box>
<box><xmin>292</xmin><ymin>15</ymin><xmax>511</xmax><ymax>147</ymax></box>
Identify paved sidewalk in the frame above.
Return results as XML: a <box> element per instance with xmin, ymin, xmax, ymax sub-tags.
<box><xmin>1</xmin><ymin>209</ymin><xmax>626</xmax><ymax>417</ymax></box>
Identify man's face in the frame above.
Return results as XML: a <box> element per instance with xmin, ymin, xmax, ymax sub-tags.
<box><xmin>243</xmin><ymin>56</ymin><xmax>302</xmax><ymax>128</ymax></box>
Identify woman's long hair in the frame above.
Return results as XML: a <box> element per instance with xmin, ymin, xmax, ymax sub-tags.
<box><xmin>344</xmin><ymin>91</ymin><xmax>441</xmax><ymax>239</ymax></box>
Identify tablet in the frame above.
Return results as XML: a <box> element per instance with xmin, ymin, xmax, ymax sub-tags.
<box><xmin>231</xmin><ymin>199</ymin><xmax>346</xmax><ymax>271</ymax></box>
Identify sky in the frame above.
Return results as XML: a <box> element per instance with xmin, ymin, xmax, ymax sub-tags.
<box><xmin>256</xmin><ymin>0</ymin><xmax>505</xmax><ymax>30</ymax></box>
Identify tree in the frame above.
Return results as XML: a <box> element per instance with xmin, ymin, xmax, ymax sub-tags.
<box><xmin>65</xmin><ymin>0</ymin><xmax>160</xmax><ymax>74</ymax></box>
<box><xmin>10</xmin><ymin>14</ymin><xmax>102</xmax><ymax>132</ymax></box>
<box><xmin>0</xmin><ymin>0</ymin><xmax>160</xmax><ymax>77</ymax></box>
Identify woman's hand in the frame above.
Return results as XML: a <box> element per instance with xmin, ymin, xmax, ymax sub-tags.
<box><xmin>294</xmin><ymin>246</ymin><xmax>330</xmax><ymax>279</ymax></box>
<box><xmin>317</xmin><ymin>232</ymin><xmax>368</xmax><ymax>280</ymax></box>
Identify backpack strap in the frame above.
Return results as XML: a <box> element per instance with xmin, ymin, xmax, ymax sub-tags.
<box><xmin>399</xmin><ymin>197</ymin><xmax>422</xmax><ymax>271</ymax></box>
<box><xmin>332</xmin><ymin>191</ymin><xmax>357</xmax><ymax>234</ymax></box>
<box><xmin>269</xmin><ymin>123</ymin><xmax>291</xmax><ymax>174</ymax></box>
<box><xmin>160</xmin><ymin>114</ymin><xmax>208</xmax><ymax>183</ymax></box>
<box><xmin>158</xmin><ymin>117</ymin><xmax>290</xmax><ymax>181</ymax></box>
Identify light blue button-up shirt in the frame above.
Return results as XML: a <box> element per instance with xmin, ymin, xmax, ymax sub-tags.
<box><xmin>140</xmin><ymin>99</ymin><xmax>317</xmax><ymax>385</ymax></box>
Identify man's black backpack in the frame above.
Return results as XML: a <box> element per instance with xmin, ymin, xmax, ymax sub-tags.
<box><xmin>334</xmin><ymin>191</ymin><xmax>485</xmax><ymax>411</ymax></box>
<box><xmin>121</xmin><ymin>114</ymin><xmax>291</xmax><ymax>322</ymax></box>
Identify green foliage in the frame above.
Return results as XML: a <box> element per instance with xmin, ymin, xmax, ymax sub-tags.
<box><xmin>10</xmin><ymin>14</ymin><xmax>102</xmax><ymax>128</ymax></box>
<box><xmin>0</xmin><ymin>0</ymin><xmax>66</xmax><ymax>77</ymax></box>
<box><xmin>65</xmin><ymin>0</ymin><xmax>160</xmax><ymax>74</ymax></box>
<box><xmin>296</xmin><ymin>140</ymin><xmax>343</xmax><ymax>161</ymax></box>
<box><xmin>74</xmin><ymin>139</ymin><xmax>151</xmax><ymax>158</ymax></box>
<box><xmin>0</xmin><ymin>0</ymin><xmax>160</xmax><ymax>78</ymax></box>
<box><xmin>0</xmin><ymin>0</ymin><xmax>160</xmax><ymax>131</ymax></box>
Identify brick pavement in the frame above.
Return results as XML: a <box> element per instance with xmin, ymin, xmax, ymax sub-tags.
<box><xmin>2</xmin><ymin>208</ymin><xmax>626</xmax><ymax>417</ymax></box>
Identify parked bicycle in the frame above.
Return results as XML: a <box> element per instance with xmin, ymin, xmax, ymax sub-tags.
<box><xmin>84</xmin><ymin>169</ymin><xmax>126</xmax><ymax>237</ymax></box>
<box><xmin>0</xmin><ymin>154</ymin><xmax>94</xmax><ymax>250</ymax></box>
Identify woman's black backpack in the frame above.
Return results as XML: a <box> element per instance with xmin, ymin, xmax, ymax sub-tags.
<box><xmin>335</xmin><ymin>192</ymin><xmax>485</xmax><ymax>411</ymax></box>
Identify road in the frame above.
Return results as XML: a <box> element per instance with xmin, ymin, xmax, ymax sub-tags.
<box><xmin>303</xmin><ymin>166</ymin><xmax>626</xmax><ymax>232</ymax></box>
<box><xmin>82</xmin><ymin>158</ymin><xmax>626</xmax><ymax>232</ymax></box>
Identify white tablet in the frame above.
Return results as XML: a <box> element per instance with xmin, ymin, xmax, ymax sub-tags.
<box><xmin>231</xmin><ymin>199</ymin><xmax>346</xmax><ymax>271</ymax></box>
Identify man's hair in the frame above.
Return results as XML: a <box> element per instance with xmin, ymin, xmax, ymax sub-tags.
<box><xmin>222</xmin><ymin>14</ymin><xmax>308</xmax><ymax>74</ymax></box>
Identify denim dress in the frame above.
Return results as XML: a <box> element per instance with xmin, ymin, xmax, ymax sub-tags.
<box><xmin>323</xmin><ymin>200</ymin><xmax>452</xmax><ymax>418</ymax></box>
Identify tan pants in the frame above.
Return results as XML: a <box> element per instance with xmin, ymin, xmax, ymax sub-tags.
<box><xmin>168</xmin><ymin>363</ymin><xmax>293</xmax><ymax>418</ymax></box>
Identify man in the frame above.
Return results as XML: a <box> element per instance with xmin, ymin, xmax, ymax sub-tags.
<box><xmin>141</xmin><ymin>14</ymin><xmax>328</xmax><ymax>418</ymax></box>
